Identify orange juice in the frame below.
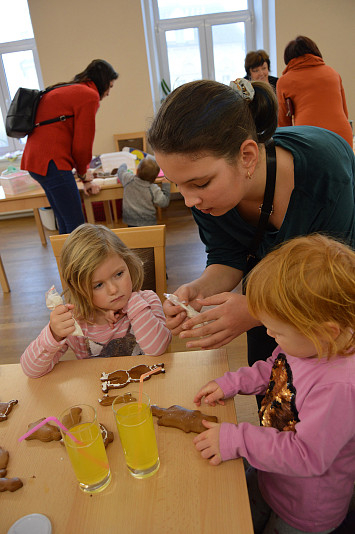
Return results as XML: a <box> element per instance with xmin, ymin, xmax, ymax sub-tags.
<box><xmin>63</xmin><ymin>421</ymin><xmax>111</xmax><ymax>492</ymax></box>
<box><xmin>114</xmin><ymin>399</ymin><xmax>159</xmax><ymax>478</ymax></box>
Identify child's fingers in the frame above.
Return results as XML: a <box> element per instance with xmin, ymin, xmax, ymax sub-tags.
<box><xmin>201</xmin><ymin>420</ymin><xmax>219</xmax><ymax>430</ymax></box>
<box><xmin>209</xmin><ymin>454</ymin><xmax>222</xmax><ymax>466</ymax></box>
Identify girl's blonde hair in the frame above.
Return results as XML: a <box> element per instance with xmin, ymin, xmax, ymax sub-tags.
<box><xmin>60</xmin><ymin>224</ymin><xmax>144</xmax><ymax>321</ymax></box>
<box><xmin>246</xmin><ymin>234</ymin><xmax>355</xmax><ymax>358</ymax></box>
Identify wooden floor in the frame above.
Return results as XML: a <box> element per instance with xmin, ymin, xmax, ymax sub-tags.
<box><xmin>0</xmin><ymin>199</ymin><xmax>258</xmax><ymax>425</ymax></box>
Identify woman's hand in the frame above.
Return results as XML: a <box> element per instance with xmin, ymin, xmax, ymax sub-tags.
<box><xmin>193</xmin><ymin>421</ymin><xmax>222</xmax><ymax>466</ymax></box>
<box><xmin>49</xmin><ymin>304</ymin><xmax>76</xmax><ymax>342</ymax></box>
<box><xmin>83</xmin><ymin>179</ymin><xmax>101</xmax><ymax>196</ymax></box>
<box><xmin>162</xmin><ymin>284</ymin><xmax>204</xmax><ymax>335</ymax></box>
<box><xmin>179</xmin><ymin>292</ymin><xmax>261</xmax><ymax>349</ymax></box>
<box><xmin>194</xmin><ymin>380</ymin><xmax>225</xmax><ymax>407</ymax></box>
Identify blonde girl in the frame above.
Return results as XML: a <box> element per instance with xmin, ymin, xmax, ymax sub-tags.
<box><xmin>193</xmin><ymin>234</ymin><xmax>355</xmax><ymax>534</ymax></box>
<box><xmin>21</xmin><ymin>224</ymin><xmax>171</xmax><ymax>377</ymax></box>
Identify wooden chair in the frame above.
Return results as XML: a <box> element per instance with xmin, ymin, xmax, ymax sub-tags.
<box><xmin>113</xmin><ymin>131</ymin><xmax>147</xmax><ymax>153</ymax></box>
<box><xmin>50</xmin><ymin>225</ymin><xmax>167</xmax><ymax>303</ymax></box>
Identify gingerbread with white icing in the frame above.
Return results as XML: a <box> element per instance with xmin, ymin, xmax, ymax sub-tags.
<box><xmin>101</xmin><ymin>363</ymin><xmax>165</xmax><ymax>393</ymax></box>
<box><xmin>0</xmin><ymin>399</ymin><xmax>18</xmax><ymax>421</ymax></box>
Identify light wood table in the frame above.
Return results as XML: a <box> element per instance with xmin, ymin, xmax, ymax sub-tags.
<box><xmin>0</xmin><ymin>182</ymin><xmax>120</xmax><ymax>246</ymax></box>
<box><xmin>0</xmin><ymin>184</ymin><xmax>50</xmax><ymax>246</ymax></box>
<box><xmin>1</xmin><ymin>349</ymin><xmax>253</xmax><ymax>534</ymax></box>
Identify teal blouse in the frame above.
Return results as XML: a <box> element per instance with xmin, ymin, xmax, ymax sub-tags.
<box><xmin>192</xmin><ymin>125</ymin><xmax>355</xmax><ymax>273</ymax></box>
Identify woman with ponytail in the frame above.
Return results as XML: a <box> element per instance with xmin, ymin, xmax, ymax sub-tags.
<box><xmin>148</xmin><ymin>78</ymin><xmax>355</xmax><ymax>383</ymax></box>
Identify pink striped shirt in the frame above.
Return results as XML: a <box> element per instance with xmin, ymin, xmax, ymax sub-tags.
<box><xmin>21</xmin><ymin>291</ymin><xmax>171</xmax><ymax>378</ymax></box>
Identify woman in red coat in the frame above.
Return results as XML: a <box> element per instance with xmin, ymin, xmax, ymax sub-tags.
<box><xmin>21</xmin><ymin>59</ymin><xmax>118</xmax><ymax>233</ymax></box>
<box><xmin>276</xmin><ymin>36</ymin><xmax>353</xmax><ymax>147</ymax></box>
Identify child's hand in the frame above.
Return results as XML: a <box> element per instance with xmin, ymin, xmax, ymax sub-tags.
<box><xmin>49</xmin><ymin>304</ymin><xmax>76</xmax><ymax>342</ymax></box>
<box><xmin>103</xmin><ymin>309</ymin><xmax>124</xmax><ymax>329</ymax></box>
<box><xmin>193</xmin><ymin>421</ymin><xmax>222</xmax><ymax>466</ymax></box>
<box><xmin>194</xmin><ymin>380</ymin><xmax>225</xmax><ymax>407</ymax></box>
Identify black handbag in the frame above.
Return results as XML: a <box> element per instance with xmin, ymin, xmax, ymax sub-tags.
<box><xmin>242</xmin><ymin>138</ymin><xmax>276</xmax><ymax>294</ymax></box>
<box><xmin>6</xmin><ymin>85</ymin><xmax>74</xmax><ymax>139</ymax></box>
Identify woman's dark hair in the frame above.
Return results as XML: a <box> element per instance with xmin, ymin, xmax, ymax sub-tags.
<box><xmin>148</xmin><ymin>79</ymin><xmax>278</xmax><ymax>162</ymax></box>
<box><xmin>284</xmin><ymin>36</ymin><xmax>323</xmax><ymax>65</ymax></box>
<box><xmin>244</xmin><ymin>50</ymin><xmax>271</xmax><ymax>77</ymax></box>
<box><xmin>72</xmin><ymin>59</ymin><xmax>118</xmax><ymax>98</ymax></box>
<box><xmin>48</xmin><ymin>59</ymin><xmax>118</xmax><ymax>98</ymax></box>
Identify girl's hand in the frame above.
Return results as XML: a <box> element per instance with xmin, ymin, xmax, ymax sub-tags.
<box><xmin>102</xmin><ymin>309</ymin><xmax>124</xmax><ymax>328</ymax></box>
<box><xmin>179</xmin><ymin>292</ymin><xmax>261</xmax><ymax>349</ymax></box>
<box><xmin>162</xmin><ymin>284</ymin><xmax>203</xmax><ymax>335</ymax></box>
<box><xmin>49</xmin><ymin>304</ymin><xmax>76</xmax><ymax>342</ymax></box>
<box><xmin>194</xmin><ymin>380</ymin><xmax>225</xmax><ymax>407</ymax></box>
<box><xmin>193</xmin><ymin>421</ymin><xmax>222</xmax><ymax>466</ymax></box>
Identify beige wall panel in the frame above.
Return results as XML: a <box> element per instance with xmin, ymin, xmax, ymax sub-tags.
<box><xmin>28</xmin><ymin>0</ymin><xmax>154</xmax><ymax>155</ymax></box>
<box><xmin>28</xmin><ymin>0</ymin><xmax>355</xmax><ymax>156</ymax></box>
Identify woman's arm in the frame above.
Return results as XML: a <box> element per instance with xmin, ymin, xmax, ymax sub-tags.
<box><xmin>163</xmin><ymin>264</ymin><xmax>261</xmax><ymax>348</ymax></box>
<box><xmin>162</xmin><ymin>264</ymin><xmax>242</xmax><ymax>335</ymax></box>
<box><xmin>276</xmin><ymin>80</ymin><xmax>293</xmax><ymax>127</ymax></box>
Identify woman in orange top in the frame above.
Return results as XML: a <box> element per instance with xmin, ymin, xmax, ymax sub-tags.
<box><xmin>276</xmin><ymin>36</ymin><xmax>353</xmax><ymax>147</ymax></box>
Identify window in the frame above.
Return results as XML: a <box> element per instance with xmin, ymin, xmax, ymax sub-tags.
<box><xmin>141</xmin><ymin>0</ymin><xmax>257</xmax><ymax>111</ymax></box>
<box><xmin>0</xmin><ymin>0</ymin><xmax>43</xmax><ymax>156</ymax></box>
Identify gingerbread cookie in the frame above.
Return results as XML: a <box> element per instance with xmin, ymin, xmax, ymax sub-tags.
<box><xmin>0</xmin><ymin>447</ymin><xmax>9</xmax><ymax>477</ymax></box>
<box><xmin>151</xmin><ymin>405</ymin><xmax>218</xmax><ymax>434</ymax></box>
<box><xmin>25</xmin><ymin>418</ymin><xmax>61</xmax><ymax>442</ymax></box>
<box><xmin>101</xmin><ymin>363</ymin><xmax>165</xmax><ymax>393</ymax></box>
<box><xmin>0</xmin><ymin>477</ymin><xmax>23</xmax><ymax>492</ymax></box>
<box><xmin>99</xmin><ymin>424</ymin><xmax>114</xmax><ymax>448</ymax></box>
<box><xmin>99</xmin><ymin>392</ymin><xmax>136</xmax><ymax>406</ymax></box>
<box><xmin>0</xmin><ymin>399</ymin><xmax>18</xmax><ymax>421</ymax></box>
<box><xmin>62</xmin><ymin>407</ymin><xmax>82</xmax><ymax>430</ymax></box>
<box><xmin>0</xmin><ymin>447</ymin><xmax>23</xmax><ymax>492</ymax></box>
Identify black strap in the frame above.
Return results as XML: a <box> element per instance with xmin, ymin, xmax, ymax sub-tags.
<box><xmin>35</xmin><ymin>114</ymin><xmax>74</xmax><ymax>127</ymax></box>
<box><xmin>247</xmin><ymin>138</ymin><xmax>276</xmax><ymax>258</ymax></box>
<box><xmin>35</xmin><ymin>83</ymin><xmax>76</xmax><ymax>129</ymax></box>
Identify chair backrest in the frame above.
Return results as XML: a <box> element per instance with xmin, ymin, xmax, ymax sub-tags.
<box><xmin>50</xmin><ymin>225</ymin><xmax>167</xmax><ymax>303</ymax></box>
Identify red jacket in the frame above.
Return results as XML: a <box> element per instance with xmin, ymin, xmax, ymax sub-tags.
<box><xmin>276</xmin><ymin>54</ymin><xmax>353</xmax><ymax>146</ymax></box>
<box><xmin>21</xmin><ymin>81</ymin><xmax>100</xmax><ymax>175</ymax></box>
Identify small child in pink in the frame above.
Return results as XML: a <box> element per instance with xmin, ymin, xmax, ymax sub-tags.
<box><xmin>194</xmin><ymin>234</ymin><xmax>355</xmax><ymax>534</ymax></box>
<box><xmin>21</xmin><ymin>223</ymin><xmax>171</xmax><ymax>377</ymax></box>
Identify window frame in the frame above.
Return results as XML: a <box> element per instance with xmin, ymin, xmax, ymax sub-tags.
<box><xmin>141</xmin><ymin>0</ymin><xmax>257</xmax><ymax>111</ymax></box>
<box><xmin>0</xmin><ymin>37</ymin><xmax>44</xmax><ymax>156</ymax></box>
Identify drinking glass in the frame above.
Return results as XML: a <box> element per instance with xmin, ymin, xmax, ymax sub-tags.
<box><xmin>112</xmin><ymin>391</ymin><xmax>160</xmax><ymax>479</ymax></box>
<box><xmin>59</xmin><ymin>404</ymin><xmax>111</xmax><ymax>493</ymax></box>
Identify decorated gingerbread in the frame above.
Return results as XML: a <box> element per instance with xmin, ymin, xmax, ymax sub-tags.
<box><xmin>101</xmin><ymin>363</ymin><xmax>165</xmax><ymax>393</ymax></box>
<box><xmin>0</xmin><ymin>399</ymin><xmax>18</xmax><ymax>421</ymax></box>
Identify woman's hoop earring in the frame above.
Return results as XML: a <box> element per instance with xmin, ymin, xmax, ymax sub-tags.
<box><xmin>247</xmin><ymin>171</ymin><xmax>252</xmax><ymax>180</ymax></box>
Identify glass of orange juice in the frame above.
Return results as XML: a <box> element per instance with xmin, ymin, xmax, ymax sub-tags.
<box><xmin>112</xmin><ymin>391</ymin><xmax>160</xmax><ymax>479</ymax></box>
<box><xmin>59</xmin><ymin>404</ymin><xmax>111</xmax><ymax>493</ymax></box>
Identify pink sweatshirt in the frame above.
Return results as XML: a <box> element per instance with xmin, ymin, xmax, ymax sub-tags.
<box><xmin>21</xmin><ymin>291</ymin><xmax>171</xmax><ymax>378</ymax></box>
<box><xmin>216</xmin><ymin>346</ymin><xmax>355</xmax><ymax>532</ymax></box>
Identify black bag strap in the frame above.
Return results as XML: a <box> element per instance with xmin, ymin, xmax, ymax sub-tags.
<box><xmin>35</xmin><ymin>83</ymin><xmax>76</xmax><ymax>129</ymax></box>
<box><xmin>247</xmin><ymin>138</ymin><xmax>276</xmax><ymax>258</ymax></box>
<box><xmin>35</xmin><ymin>114</ymin><xmax>74</xmax><ymax>127</ymax></box>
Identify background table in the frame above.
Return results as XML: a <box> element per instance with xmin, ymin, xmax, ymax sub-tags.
<box><xmin>1</xmin><ymin>349</ymin><xmax>253</xmax><ymax>533</ymax></box>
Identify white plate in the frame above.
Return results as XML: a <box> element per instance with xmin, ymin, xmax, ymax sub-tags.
<box><xmin>7</xmin><ymin>513</ymin><xmax>52</xmax><ymax>534</ymax></box>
